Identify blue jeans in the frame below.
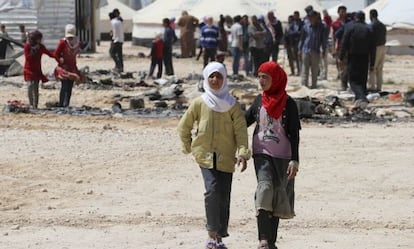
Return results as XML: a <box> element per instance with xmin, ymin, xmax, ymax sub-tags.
<box><xmin>231</xmin><ymin>47</ymin><xmax>241</xmax><ymax>75</ymax></box>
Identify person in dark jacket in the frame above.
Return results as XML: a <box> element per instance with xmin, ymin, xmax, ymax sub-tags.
<box><xmin>266</xmin><ymin>11</ymin><xmax>284</xmax><ymax>62</ymax></box>
<box><xmin>368</xmin><ymin>9</ymin><xmax>387</xmax><ymax>92</ymax></box>
<box><xmin>339</xmin><ymin>11</ymin><xmax>375</xmax><ymax>107</ymax></box>
<box><xmin>162</xmin><ymin>18</ymin><xmax>177</xmax><ymax>76</ymax></box>
<box><xmin>245</xmin><ymin>61</ymin><xmax>301</xmax><ymax>249</ymax></box>
<box><xmin>284</xmin><ymin>15</ymin><xmax>301</xmax><ymax>76</ymax></box>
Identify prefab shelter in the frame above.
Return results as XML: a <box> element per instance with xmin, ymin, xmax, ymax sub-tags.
<box><xmin>0</xmin><ymin>0</ymin><xmax>99</xmax><ymax>52</ymax></box>
<box><xmin>364</xmin><ymin>0</ymin><xmax>414</xmax><ymax>55</ymax></box>
<box><xmin>132</xmin><ymin>0</ymin><xmax>323</xmax><ymax>46</ymax></box>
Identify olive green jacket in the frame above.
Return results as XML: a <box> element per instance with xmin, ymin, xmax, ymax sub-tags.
<box><xmin>178</xmin><ymin>97</ymin><xmax>251</xmax><ymax>173</ymax></box>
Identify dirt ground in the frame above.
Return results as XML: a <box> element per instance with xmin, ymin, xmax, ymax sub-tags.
<box><xmin>0</xmin><ymin>42</ymin><xmax>413</xmax><ymax>248</ymax></box>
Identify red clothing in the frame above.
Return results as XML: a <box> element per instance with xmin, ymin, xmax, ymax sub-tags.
<box><xmin>54</xmin><ymin>38</ymin><xmax>80</xmax><ymax>73</ymax></box>
<box><xmin>151</xmin><ymin>38</ymin><xmax>164</xmax><ymax>59</ymax></box>
<box><xmin>324</xmin><ymin>16</ymin><xmax>333</xmax><ymax>30</ymax></box>
<box><xmin>24</xmin><ymin>43</ymin><xmax>54</xmax><ymax>82</ymax></box>
<box><xmin>332</xmin><ymin>18</ymin><xmax>345</xmax><ymax>50</ymax></box>
<box><xmin>332</xmin><ymin>19</ymin><xmax>344</xmax><ymax>34</ymax></box>
<box><xmin>54</xmin><ymin>38</ymin><xmax>81</xmax><ymax>81</ymax></box>
<box><xmin>258</xmin><ymin>62</ymin><xmax>288</xmax><ymax>120</ymax></box>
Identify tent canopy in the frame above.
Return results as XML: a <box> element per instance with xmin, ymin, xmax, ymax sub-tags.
<box><xmin>100</xmin><ymin>0</ymin><xmax>136</xmax><ymax>21</ymax></box>
<box><xmin>364</xmin><ymin>0</ymin><xmax>414</xmax><ymax>29</ymax></box>
<box><xmin>132</xmin><ymin>0</ymin><xmax>323</xmax><ymax>42</ymax></box>
<box><xmin>364</xmin><ymin>0</ymin><xmax>414</xmax><ymax>54</ymax></box>
<box><xmin>99</xmin><ymin>0</ymin><xmax>136</xmax><ymax>34</ymax></box>
<box><xmin>133</xmin><ymin>0</ymin><xmax>323</xmax><ymax>24</ymax></box>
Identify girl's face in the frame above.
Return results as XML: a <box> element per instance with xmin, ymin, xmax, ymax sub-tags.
<box><xmin>258</xmin><ymin>72</ymin><xmax>272</xmax><ymax>91</ymax></box>
<box><xmin>208</xmin><ymin>71</ymin><xmax>224</xmax><ymax>91</ymax></box>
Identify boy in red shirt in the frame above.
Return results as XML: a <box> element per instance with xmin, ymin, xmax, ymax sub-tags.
<box><xmin>24</xmin><ymin>30</ymin><xmax>54</xmax><ymax>109</ymax></box>
<box><xmin>148</xmin><ymin>33</ymin><xmax>164</xmax><ymax>79</ymax></box>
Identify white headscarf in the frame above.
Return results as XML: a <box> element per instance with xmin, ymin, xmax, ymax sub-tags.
<box><xmin>201</xmin><ymin>62</ymin><xmax>236</xmax><ymax>112</ymax></box>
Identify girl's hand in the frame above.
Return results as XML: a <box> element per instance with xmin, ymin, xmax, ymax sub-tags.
<box><xmin>237</xmin><ymin>156</ymin><xmax>247</xmax><ymax>172</ymax></box>
<box><xmin>287</xmin><ymin>160</ymin><xmax>299</xmax><ymax>180</ymax></box>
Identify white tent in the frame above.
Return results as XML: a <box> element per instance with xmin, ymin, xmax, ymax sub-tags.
<box><xmin>132</xmin><ymin>0</ymin><xmax>323</xmax><ymax>45</ymax></box>
<box><xmin>100</xmin><ymin>0</ymin><xmax>136</xmax><ymax>35</ymax></box>
<box><xmin>364</xmin><ymin>0</ymin><xmax>414</xmax><ymax>55</ymax></box>
<box><xmin>252</xmin><ymin>0</ymin><xmax>323</xmax><ymax>21</ymax></box>
<box><xmin>327</xmin><ymin>3</ymin><xmax>343</xmax><ymax>20</ymax></box>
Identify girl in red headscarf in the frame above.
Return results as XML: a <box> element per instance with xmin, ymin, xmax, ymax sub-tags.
<box><xmin>245</xmin><ymin>61</ymin><xmax>301</xmax><ymax>249</ymax></box>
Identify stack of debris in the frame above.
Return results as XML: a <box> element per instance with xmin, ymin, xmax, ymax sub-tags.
<box><xmin>3</xmin><ymin>100</ymin><xmax>30</xmax><ymax>113</ymax></box>
<box><xmin>0</xmin><ymin>33</ymin><xmax>24</xmax><ymax>77</ymax></box>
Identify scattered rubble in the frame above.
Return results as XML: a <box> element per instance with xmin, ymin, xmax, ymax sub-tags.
<box><xmin>2</xmin><ymin>69</ymin><xmax>413</xmax><ymax>123</ymax></box>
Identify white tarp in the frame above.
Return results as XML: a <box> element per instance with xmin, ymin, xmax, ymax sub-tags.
<box><xmin>364</xmin><ymin>0</ymin><xmax>414</xmax><ymax>29</ymax></box>
<box><xmin>132</xmin><ymin>0</ymin><xmax>323</xmax><ymax>42</ymax></box>
<box><xmin>364</xmin><ymin>0</ymin><xmax>414</xmax><ymax>55</ymax></box>
<box><xmin>251</xmin><ymin>0</ymin><xmax>323</xmax><ymax>21</ymax></box>
<box><xmin>99</xmin><ymin>0</ymin><xmax>136</xmax><ymax>33</ymax></box>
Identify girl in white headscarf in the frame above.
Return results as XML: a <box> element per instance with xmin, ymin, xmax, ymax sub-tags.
<box><xmin>178</xmin><ymin>62</ymin><xmax>251</xmax><ymax>249</ymax></box>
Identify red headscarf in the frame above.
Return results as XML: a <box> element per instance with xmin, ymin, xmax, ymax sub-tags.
<box><xmin>258</xmin><ymin>61</ymin><xmax>288</xmax><ymax>119</ymax></box>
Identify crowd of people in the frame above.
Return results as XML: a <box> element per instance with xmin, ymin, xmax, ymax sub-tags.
<box><xmin>0</xmin><ymin>3</ymin><xmax>392</xmax><ymax>249</ymax></box>
<box><xmin>170</xmin><ymin>5</ymin><xmax>386</xmax><ymax>105</ymax></box>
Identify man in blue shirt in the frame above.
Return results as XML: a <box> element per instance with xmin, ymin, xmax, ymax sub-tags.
<box><xmin>200</xmin><ymin>17</ymin><xmax>219</xmax><ymax>67</ymax></box>
<box><xmin>162</xmin><ymin>18</ymin><xmax>177</xmax><ymax>76</ymax></box>
<box><xmin>299</xmin><ymin>11</ymin><xmax>327</xmax><ymax>89</ymax></box>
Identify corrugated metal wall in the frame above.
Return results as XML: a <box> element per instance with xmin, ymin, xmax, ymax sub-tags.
<box><xmin>0</xmin><ymin>8</ymin><xmax>37</xmax><ymax>43</ymax></box>
<box><xmin>1</xmin><ymin>0</ymin><xmax>98</xmax><ymax>52</ymax></box>
<box><xmin>36</xmin><ymin>0</ymin><xmax>76</xmax><ymax>49</ymax></box>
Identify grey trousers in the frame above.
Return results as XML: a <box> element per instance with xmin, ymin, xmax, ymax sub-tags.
<box><xmin>27</xmin><ymin>80</ymin><xmax>40</xmax><ymax>108</ymax></box>
<box><xmin>319</xmin><ymin>50</ymin><xmax>328</xmax><ymax>80</ymax></box>
<box><xmin>301</xmin><ymin>51</ymin><xmax>320</xmax><ymax>88</ymax></box>
<box><xmin>200</xmin><ymin>166</ymin><xmax>233</xmax><ymax>238</ymax></box>
<box><xmin>254</xmin><ymin>154</ymin><xmax>294</xmax><ymax>248</ymax></box>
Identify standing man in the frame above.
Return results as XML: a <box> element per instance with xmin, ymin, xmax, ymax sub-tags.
<box><xmin>200</xmin><ymin>16</ymin><xmax>219</xmax><ymax>67</ymax></box>
<box><xmin>266</xmin><ymin>11</ymin><xmax>284</xmax><ymax>62</ymax></box>
<box><xmin>299</xmin><ymin>11</ymin><xmax>327</xmax><ymax>89</ymax></box>
<box><xmin>241</xmin><ymin>15</ymin><xmax>251</xmax><ymax>76</ymax></box>
<box><xmin>177</xmin><ymin>11</ymin><xmax>199</xmax><ymax>58</ymax></box>
<box><xmin>293</xmin><ymin>11</ymin><xmax>304</xmax><ymax>75</ymax></box>
<box><xmin>285</xmin><ymin>15</ymin><xmax>301</xmax><ymax>76</ymax></box>
<box><xmin>340</xmin><ymin>11</ymin><xmax>375</xmax><ymax>108</ymax></box>
<box><xmin>248</xmin><ymin>15</ymin><xmax>266</xmax><ymax>76</ymax></box>
<box><xmin>332</xmin><ymin>5</ymin><xmax>348</xmax><ymax>89</ymax></box>
<box><xmin>320</xmin><ymin>10</ymin><xmax>332</xmax><ymax>80</ymax></box>
<box><xmin>230</xmin><ymin>15</ymin><xmax>243</xmax><ymax>76</ymax></box>
<box><xmin>368</xmin><ymin>9</ymin><xmax>387</xmax><ymax>92</ymax></box>
<box><xmin>110</xmin><ymin>9</ymin><xmax>124</xmax><ymax>73</ymax></box>
<box><xmin>163</xmin><ymin>18</ymin><xmax>177</xmax><ymax>76</ymax></box>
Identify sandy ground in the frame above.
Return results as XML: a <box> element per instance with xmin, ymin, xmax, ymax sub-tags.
<box><xmin>0</xmin><ymin>42</ymin><xmax>413</xmax><ymax>248</ymax></box>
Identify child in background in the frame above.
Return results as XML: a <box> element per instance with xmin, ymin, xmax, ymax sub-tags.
<box><xmin>23</xmin><ymin>30</ymin><xmax>54</xmax><ymax>109</ymax></box>
<box><xmin>178</xmin><ymin>62</ymin><xmax>250</xmax><ymax>249</ymax></box>
<box><xmin>148</xmin><ymin>33</ymin><xmax>164</xmax><ymax>79</ymax></box>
